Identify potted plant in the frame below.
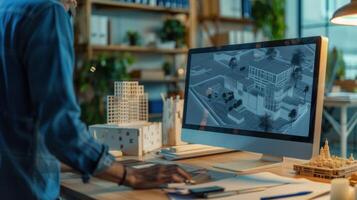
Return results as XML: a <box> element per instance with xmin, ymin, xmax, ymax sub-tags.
<box><xmin>162</xmin><ymin>61</ymin><xmax>173</xmax><ymax>76</ymax></box>
<box><xmin>252</xmin><ymin>0</ymin><xmax>286</xmax><ymax>40</ymax></box>
<box><xmin>126</xmin><ymin>31</ymin><xmax>141</xmax><ymax>46</ymax></box>
<box><xmin>159</xmin><ymin>19</ymin><xmax>186</xmax><ymax>48</ymax></box>
<box><xmin>74</xmin><ymin>53</ymin><xmax>135</xmax><ymax>124</ymax></box>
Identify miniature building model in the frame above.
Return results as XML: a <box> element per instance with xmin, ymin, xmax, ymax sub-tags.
<box><xmin>90</xmin><ymin>123</ymin><xmax>162</xmax><ymax>156</ymax></box>
<box><xmin>107</xmin><ymin>81</ymin><xmax>148</xmax><ymax>125</ymax></box>
<box><xmin>294</xmin><ymin>140</ymin><xmax>357</xmax><ymax>179</ymax></box>
<box><xmin>96</xmin><ymin>81</ymin><xmax>162</xmax><ymax>156</ymax></box>
<box><xmin>162</xmin><ymin>96</ymin><xmax>186</xmax><ymax>146</ymax></box>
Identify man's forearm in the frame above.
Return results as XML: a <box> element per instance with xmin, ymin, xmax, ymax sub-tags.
<box><xmin>95</xmin><ymin>162</ymin><xmax>125</xmax><ymax>183</ymax></box>
<box><xmin>61</xmin><ymin>162</ymin><xmax>192</xmax><ymax>189</ymax></box>
<box><xmin>61</xmin><ymin>162</ymin><xmax>125</xmax><ymax>184</ymax></box>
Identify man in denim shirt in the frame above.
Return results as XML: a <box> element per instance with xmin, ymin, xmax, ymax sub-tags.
<box><xmin>0</xmin><ymin>0</ymin><xmax>190</xmax><ymax>199</ymax></box>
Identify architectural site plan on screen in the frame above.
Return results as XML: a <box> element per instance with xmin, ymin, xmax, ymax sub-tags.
<box><xmin>186</xmin><ymin>44</ymin><xmax>316</xmax><ymax>137</ymax></box>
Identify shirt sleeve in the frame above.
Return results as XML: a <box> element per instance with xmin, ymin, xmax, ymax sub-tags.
<box><xmin>22</xmin><ymin>2</ymin><xmax>114</xmax><ymax>175</ymax></box>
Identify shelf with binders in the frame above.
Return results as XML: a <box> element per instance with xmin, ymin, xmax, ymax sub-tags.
<box><xmin>75</xmin><ymin>0</ymin><xmax>196</xmax><ymax>59</ymax></box>
<box><xmin>91</xmin><ymin>0</ymin><xmax>190</xmax><ymax>15</ymax></box>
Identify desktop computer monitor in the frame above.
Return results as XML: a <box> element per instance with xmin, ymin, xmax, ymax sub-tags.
<box><xmin>181</xmin><ymin>36</ymin><xmax>328</xmax><ymax>171</ymax></box>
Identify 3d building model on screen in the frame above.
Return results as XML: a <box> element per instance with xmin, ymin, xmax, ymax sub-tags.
<box><xmin>186</xmin><ymin>44</ymin><xmax>316</xmax><ymax>136</ymax></box>
<box><xmin>294</xmin><ymin>140</ymin><xmax>357</xmax><ymax>179</ymax></box>
<box><xmin>107</xmin><ymin>81</ymin><xmax>148</xmax><ymax>125</ymax></box>
<box><xmin>89</xmin><ymin>81</ymin><xmax>162</xmax><ymax>156</ymax></box>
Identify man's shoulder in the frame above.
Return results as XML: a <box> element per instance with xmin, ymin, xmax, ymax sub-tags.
<box><xmin>0</xmin><ymin>0</ymin><xmax>65</xmax><ymax>19</ymax></box>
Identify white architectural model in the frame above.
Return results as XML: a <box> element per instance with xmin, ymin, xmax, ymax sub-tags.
<box><xmin>89</xmin><ymin>123</ymin><xmax>162</xmax><ymax>156</ymax></box>
<box><xmin>294</xmin><ymin>140</ymin><xmax>357</xmax><ymax>179</ymax></box>
<box><xmin>107</xmin><ymin>81</ymin><xmax>148</xmax><ymax>125</ymax></box>
<box><xmin>90</xmin><ymin>81</ymin><xmax>162</xmax><ymax>156</ymax></box>
<box><xmin>162</xmin><ymin>95</ymin><xmax>186</xmax><ymax>146</ymax></box>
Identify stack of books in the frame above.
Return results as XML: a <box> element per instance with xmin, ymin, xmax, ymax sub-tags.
<box><xmin>118</xmin><ymin>0</ymin><xmax>190</xmax><ymax>9</ymax></box>
<box><xmin>202</xmin><ymin>0</ymin><xmax>252</xmax><ymax>19</ymax></box>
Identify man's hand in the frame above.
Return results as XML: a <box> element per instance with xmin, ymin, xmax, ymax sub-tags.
<box><xmin>95</xmin><ymin>162</ymin><xmax>191</xmax><ymax>189</ymax></box>
<box><xmin>124</xmin><ymin>164</ymin><xmax>192</xmax><ymax>189</ymax></box>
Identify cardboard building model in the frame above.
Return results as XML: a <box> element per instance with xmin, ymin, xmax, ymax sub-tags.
<box><xmin>294</xmin><ymin>140</ymin><xmax>357</xmax><ymax>179</ymax></box>
<box><xmin>90</xmin><ymin>81</ymin><xmax>162</xmax><ymax>156</ymax></box>
<box><xmin>162</xmin><ymin>95</ymin><xmax>186</xmax><ymax>146</ymax></box>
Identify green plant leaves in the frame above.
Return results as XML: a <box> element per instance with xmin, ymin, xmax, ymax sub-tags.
<box><xmin>252</xmin><ymin>0</ymin><xmax>286</xmax><ymax>40</ymax></box>
<box><xmin>74</xmin><ymin>53</ymin><xmax>135</xmax><ymax>124</ymax></box>
<box><xmin>160</xmin><ymin>19</ymin><xmax>186</xmax><ymax>47</ymax></box>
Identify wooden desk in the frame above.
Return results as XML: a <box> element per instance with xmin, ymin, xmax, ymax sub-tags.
<box><xmin>60</xmin><ymin>151</ymin><xmax>328</xmax><ymax>200</ymax></box>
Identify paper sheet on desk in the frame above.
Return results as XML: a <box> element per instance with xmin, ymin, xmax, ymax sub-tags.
<box><xmin>169</xmin><ymin>172</ymin><xmax>330</xmax><ymax>200</ymax></box>
<box><xmin>234</xmin><ymin>182</ymin><xmax>330</xmax><ymax>200</ymax></box>
<box><xmin>178</xmin><ymin>172</ymin><xmax>306</xmax><ymax>191</ymax></box>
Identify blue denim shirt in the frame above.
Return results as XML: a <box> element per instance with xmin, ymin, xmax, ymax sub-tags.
<box><xmin>0</xmin><ymin>0</ymin><xmax>114</xmax><ymax>199</ymax></box>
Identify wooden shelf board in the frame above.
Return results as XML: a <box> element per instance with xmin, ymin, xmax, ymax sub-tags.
<box><xmin>200</xmin><ymin>16</ymin><xmax>254</xmax><ymax>25</ymax></box>
<box><xmin>132</xmin><ymin>78</ymin><xmax>185</xmax><ymax>83</ymax></box>
<box><xmin>91</xmin><ymin>45</ymin><xmax>188</xmax><ymax>54</ymax></box>
<box><xmin>91</xmin><ymin>0</ymin><xmax>189</xmax><ymax>15</ymax></box>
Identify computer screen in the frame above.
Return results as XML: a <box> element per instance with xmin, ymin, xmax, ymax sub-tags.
<box><xmin>184</xmin><ymin>41</ymin><xmax>319</xmax><ymax>140</ymax></box>
<box><xmin>182</xmin><ymin>37</ymin><xmax>328</xmax><ymax>160</ymax></box>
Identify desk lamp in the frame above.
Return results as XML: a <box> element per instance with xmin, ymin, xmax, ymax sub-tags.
<box><xmin>331</xmin><ymin>0</ymin><xmax>357</xmax><ymax>25</ymax></box>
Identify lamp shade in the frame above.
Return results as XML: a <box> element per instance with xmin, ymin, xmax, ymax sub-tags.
<box><xmin>331</xmin><ymin>0</ymin><xmax>357</xmax><ymax>26</ymax></box>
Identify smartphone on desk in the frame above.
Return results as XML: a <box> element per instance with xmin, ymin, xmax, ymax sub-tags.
<box><xmin>189</xmin><ymin>186</ymin><xmax>225</xmax><ymax>198</ymax></box>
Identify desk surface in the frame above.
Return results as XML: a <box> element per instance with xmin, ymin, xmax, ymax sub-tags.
<box><xmin>60</xmin><ymin>151</ymin><xmax>329</xmax><ymax>200</ymax></box>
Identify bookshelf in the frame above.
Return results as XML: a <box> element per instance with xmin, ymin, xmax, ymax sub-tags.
<box><xmin>198</xmin><ymin>0</ymin><xmax>255</xmax><ymax>46</ymax></box>
<box><xmin>74</xmin><ymin>0</ymin><xmax>197</xmax><ymax>119</ymax></box>
<box><xmin>91</xmin><ymin>0</ymin><xmax>190</xmax><ymax>15</ymax></box>
<box><xmin>200</xmin><ymin>16</ymin><xmax>255</xmax><ymax>46</ymax></box>
<box><xmin>74</xmin><ymin>0</ymin><xmax>197</xmax><ymax>59</ymax></box>
<box><xmin>91</xmin><ymin>45</ymin><xmax>188</xmax><ymax>55</ymax></box>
